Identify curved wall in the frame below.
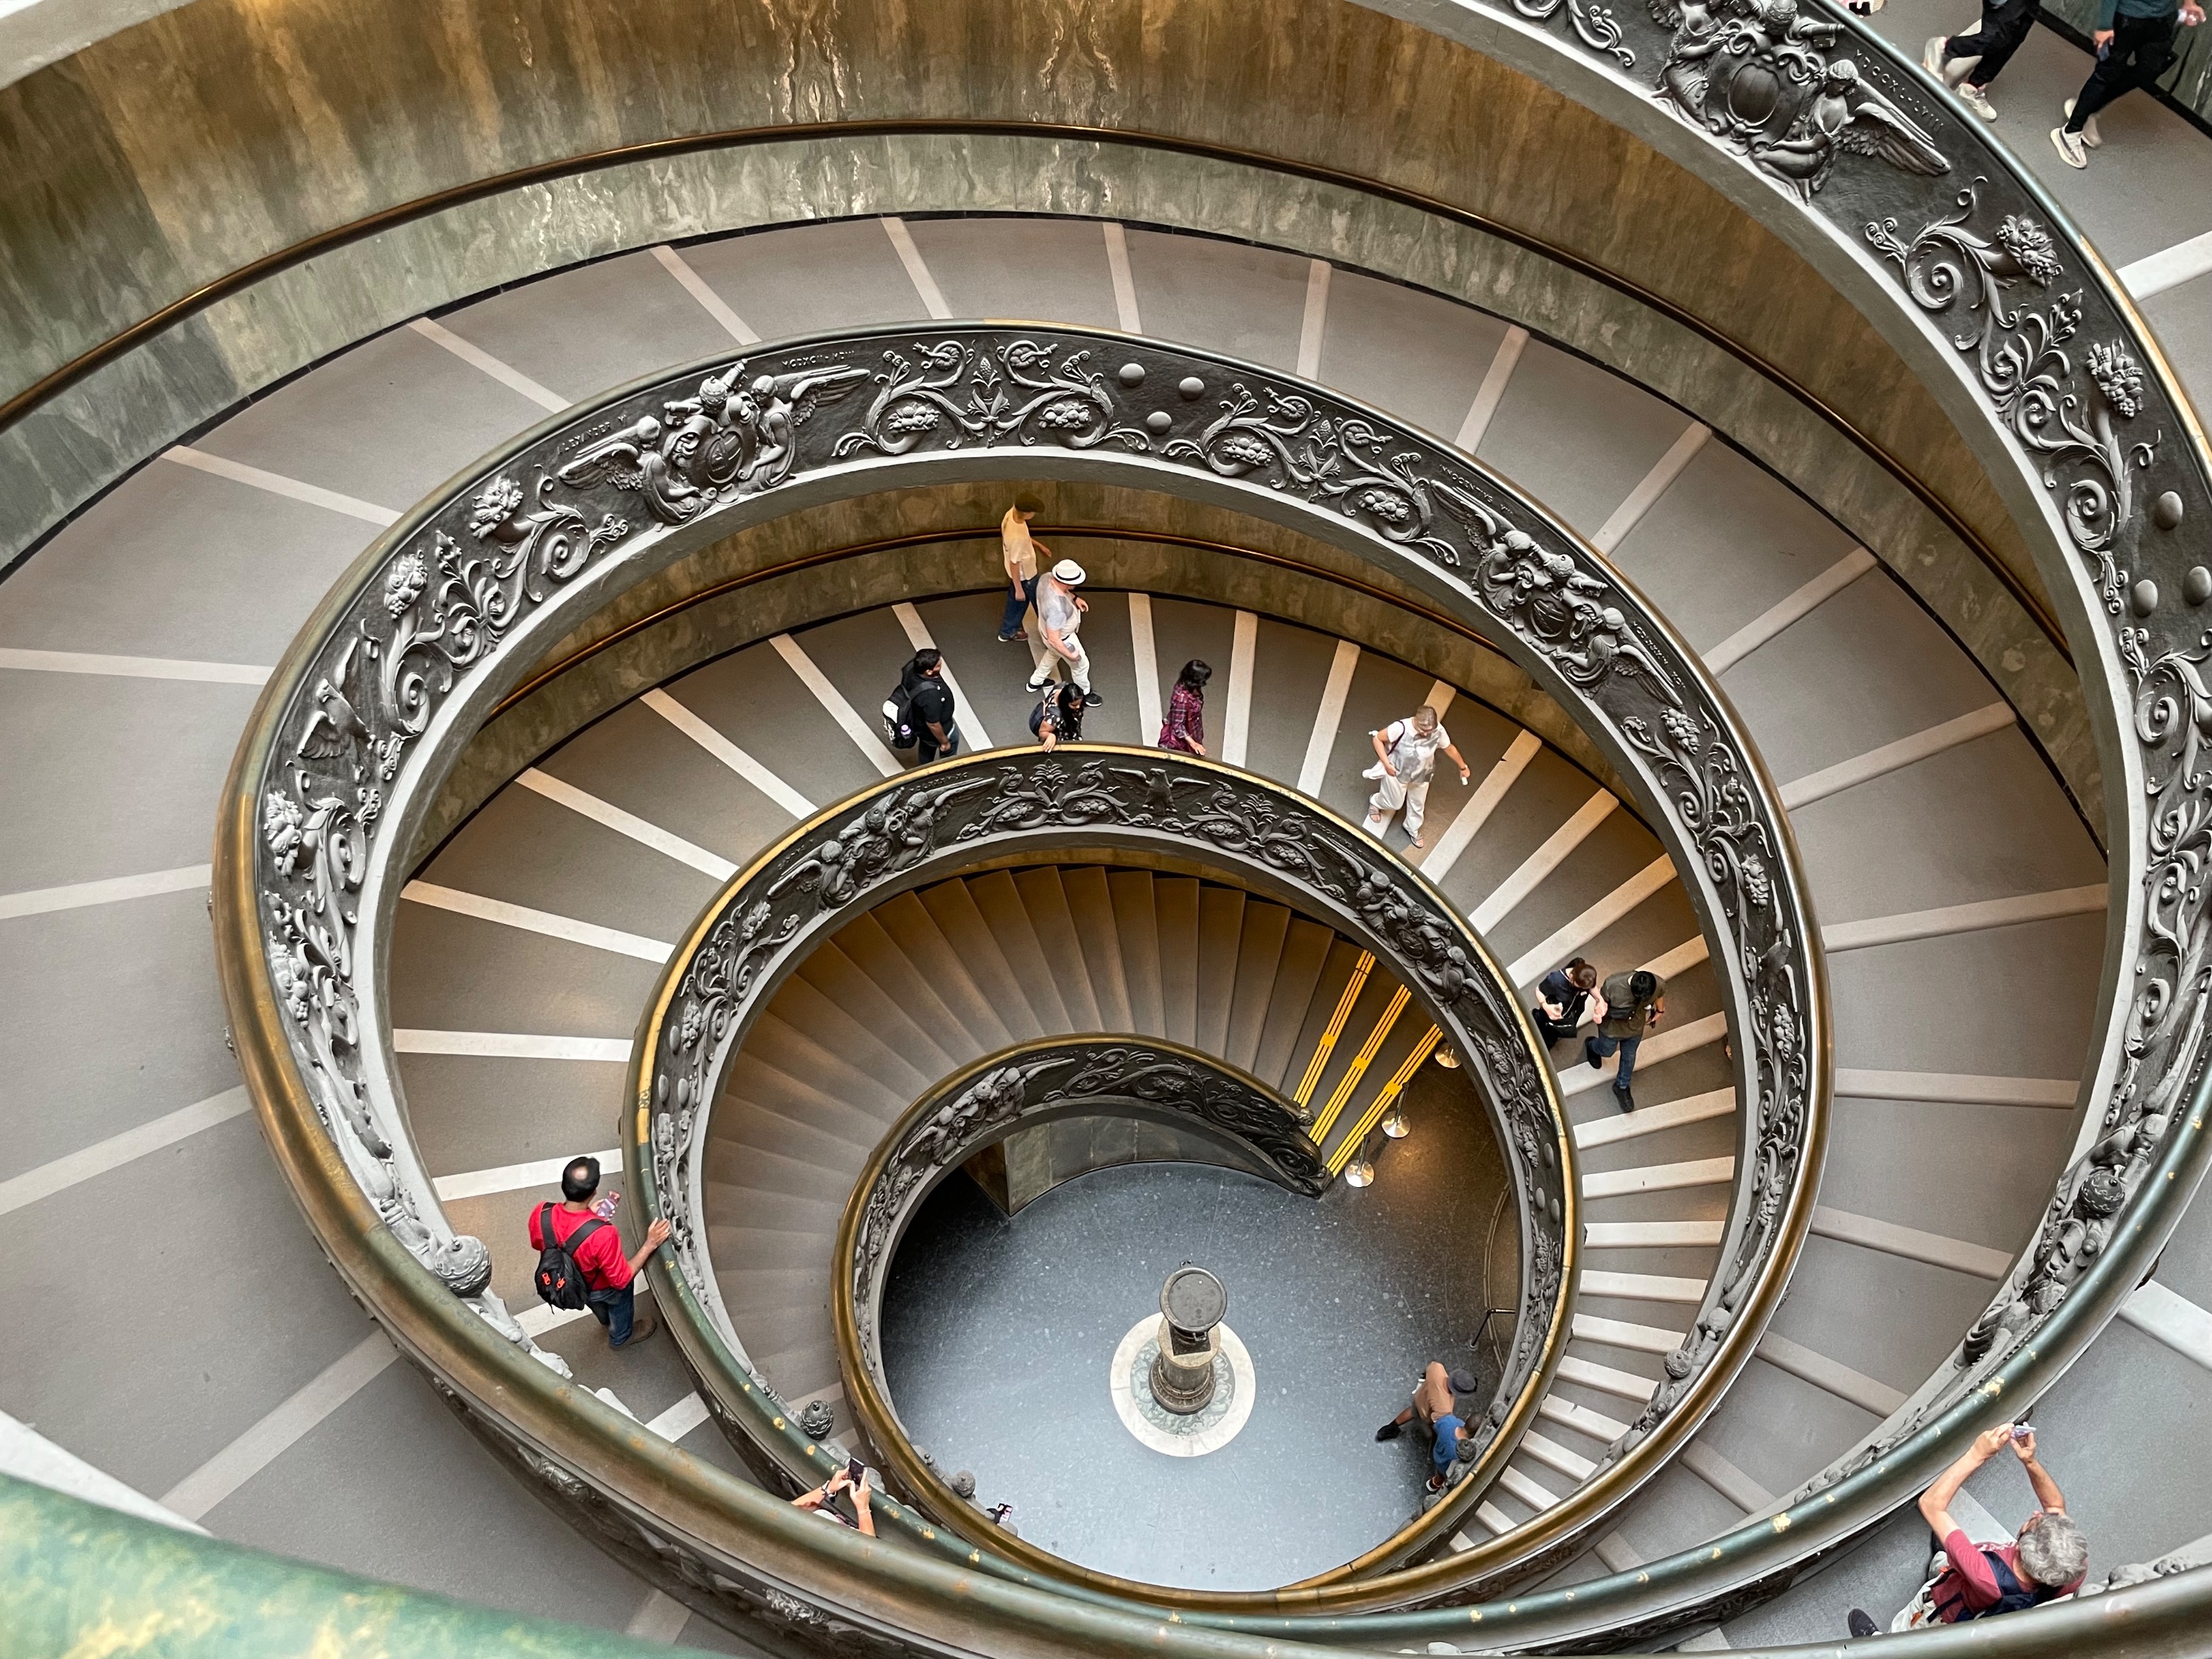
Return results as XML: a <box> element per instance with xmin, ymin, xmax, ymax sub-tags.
<box><xmin>1</xmin><ymin>0</ymin><xmax>2040</xmax><ymax>621</ymax></box>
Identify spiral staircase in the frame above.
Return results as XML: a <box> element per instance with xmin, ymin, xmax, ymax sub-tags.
<box><xmin>5</xmin><ymin>0</ymin><xmax>2212</xmax><ymax>1655</ymax></box>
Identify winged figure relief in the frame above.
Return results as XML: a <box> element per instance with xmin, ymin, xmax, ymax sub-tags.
<box><xmin>1759</xmin><ymin>60</ymin><xmax>1950</xmax><ymax>198</ymax></box>
<box><xmin>1648</xmin><ymin>0</ymin><xmax>1948</xmax><ymax>196</ymax></box>
<box><xmin>554</xmin><ymin>360</ymin><xmax>869</xmax><ymax>524</ymax></box>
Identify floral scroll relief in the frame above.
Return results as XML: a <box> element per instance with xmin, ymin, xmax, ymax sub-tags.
<box><xmin>257</xmin><ymin>468</ymin><xmax>630</xmax><ymax>1377</ymax></box>
<box><xmin>1868</xmin><ymin>187</ymin><xmax>2160</xmax><ymax>616</ymax></box>
<box><xmin>248</xmin><ymin>327</ymin><xmax>1815</xmax><ymax>1479</ymax></box>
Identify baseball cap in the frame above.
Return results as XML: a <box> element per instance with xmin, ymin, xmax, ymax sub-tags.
<box><xmin>1051</xmin><ymin>559</ymin><xmax>1087</xmax><ymax>586</ymax></box>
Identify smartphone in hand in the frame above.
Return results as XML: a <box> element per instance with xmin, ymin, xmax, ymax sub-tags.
<box><xmin>846</xmin><ymin>1455</ymin><xmax>866</xmax><ymax>1486</ymax></box>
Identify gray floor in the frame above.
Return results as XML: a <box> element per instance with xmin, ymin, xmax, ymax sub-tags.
<box><xmin>877</xmin><ymin>1068</ymin><xmax>1509</xmax><ymax>1590</ymax></box>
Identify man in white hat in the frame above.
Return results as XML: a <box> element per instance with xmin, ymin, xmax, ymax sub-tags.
<box><xmin>1025</xmin><ymin>558</ymin><xmax>1101</xmax><ymax>707</ymax></box>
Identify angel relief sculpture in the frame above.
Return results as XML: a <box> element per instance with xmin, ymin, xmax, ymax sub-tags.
<box><xmin>1650</xmin><ymin>0</ymin><xmax>1949</xmax><ymax>198</ymax></box>
<box><xmin>555</xmin><ymin>358</ymin><xmax>869</xmax><ymax>524</ymax></box>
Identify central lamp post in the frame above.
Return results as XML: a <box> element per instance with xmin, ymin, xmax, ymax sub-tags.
<box><xmin>1148</xmin><ymin>1265</ymin><xmax>1228</xmax><ymax>1415</ymax></box>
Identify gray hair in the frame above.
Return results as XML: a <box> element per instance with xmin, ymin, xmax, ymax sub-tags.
<box><xmin>2017</xmin><ymin>1512</ymin><xmax>2088</xmax><ymax>1587</ymax></box>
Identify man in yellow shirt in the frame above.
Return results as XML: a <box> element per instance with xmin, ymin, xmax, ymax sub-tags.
<box><xmin>998</xmin><ymin>496</ymin><xmax>1047</xmax><ymax>643</ymax></box>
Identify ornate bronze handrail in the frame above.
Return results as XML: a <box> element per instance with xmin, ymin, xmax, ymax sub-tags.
<box><xmin>215</xmin><ymin>319</ymin><xmax>1823</xmax><ymax>1638</ymax></box>
<box><xmin>627</xmin><ymin>757</ymin><xmax>1573</xmax><ymax>1593</ymax></box>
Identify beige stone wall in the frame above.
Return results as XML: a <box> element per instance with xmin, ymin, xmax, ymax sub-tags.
<box><xmin>2</xmin><ymin>0</ymin><xmax>2026</xmax><ymax>603</ymax></box>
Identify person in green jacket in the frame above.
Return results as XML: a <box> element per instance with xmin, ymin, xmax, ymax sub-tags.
<box><xmin>2051</xmin><ymin>0</ymin><xmax>2205</xmax><ymax>166</ymax></box>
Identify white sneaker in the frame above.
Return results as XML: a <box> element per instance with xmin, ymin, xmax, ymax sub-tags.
<box><xmin>1921</xmin><ymin>35</ymin><xmax>1952</xmax><ymax>77</ymax></box>
<box><xmin>2051</xmin><ymin>125</ymin><xmax>2090</xmax><ymax>169</ymax></box>
<box><xmin>1958</xmin><ymin>83</ymin><xmax>1997</xmax><ymax>120</ymax></box>
<box><xmin>2065</xmin><ymin>98</ymin><xmax>2103</xmax><ymax>147</ymax></box>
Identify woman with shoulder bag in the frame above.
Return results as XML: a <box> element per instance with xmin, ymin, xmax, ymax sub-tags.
<box><xmin>1530</xmin><ymin>959</ymin><xmax>1599</xmax><ymax>1047</ymax></box>
<box><xmin>1030</xmin><ymin>681</ymin><xmax>1087</xmax><ymax>751</ymax></box>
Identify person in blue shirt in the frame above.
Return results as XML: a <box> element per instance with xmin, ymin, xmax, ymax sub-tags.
<box><xmin>2052</xmin><ymin>0</ymin><xmax>2205</xmax><ymax>166</ymax></box>
<box><xmin>1427</xmin><ymin>1412</ymin><xmax>1473</xmax><ymax>1493</ymax></box>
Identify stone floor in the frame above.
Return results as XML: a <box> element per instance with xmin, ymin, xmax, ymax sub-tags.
<box><xmin>876</xmin><ymin>1065</ymin><xmax>1514</xmax><ymax>1590</ymax></box>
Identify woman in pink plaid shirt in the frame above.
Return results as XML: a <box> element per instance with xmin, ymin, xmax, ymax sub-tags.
<box><xmin>1158</xmin><ymin>659</ymin><xmax>1212</xmax><ymax>756</ymax></box>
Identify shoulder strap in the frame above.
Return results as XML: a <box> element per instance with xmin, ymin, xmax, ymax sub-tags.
<box><xmin>564</xmin><ymin>1216</ymin><xmax>606</xmax><ymax>1251</ymax></box>
<box><xmin>541</xmin><ymin>1204</ymin><xmax>605</xmax><ymax>1253</ymax></box>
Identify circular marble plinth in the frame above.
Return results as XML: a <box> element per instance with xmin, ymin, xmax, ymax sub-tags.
<box><xmin>1107</xmin><ymin>1315</ymin><xmax>1256</xmax><ymax>1456</ymax></box>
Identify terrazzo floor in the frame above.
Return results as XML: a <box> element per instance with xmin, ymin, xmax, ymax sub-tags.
<box><xmin>877</xmin><ymin>1068</ymin><xmax>1513</xmax><ymax>1589</ymax></box>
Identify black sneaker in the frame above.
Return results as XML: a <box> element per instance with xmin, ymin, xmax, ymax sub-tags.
<box><xmin>1847</xmin><ymin>1610</ymin><xmax>1879</xmax><ymax>1639</ymax></box>
<box><xmin>1584</xmin><ymin>1039</ymin><xmax>1604</xmax><ymax>1070</ymax></box>
<box><xmin>1375</xmin><ymin>1421</ymin><xmax>1403</xmax><ymax>1442</ymax></box>
<box><xmin>1082</xmin><ymin>690</ymin><xmax>1104</xmax><ymax>707</ymax></box>
<box><xmin>1613</xmin><ymin>1082</ymin><xmax>1635</xmax><ymax>1113</ymax></box>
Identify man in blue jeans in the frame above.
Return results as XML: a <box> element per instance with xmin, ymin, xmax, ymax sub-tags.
<box><xmin>2052</xmin><ymin>0</ymin><xmax>2205</xmax><ymax>167</ymax></box>
<box><xmin>1587</xmin><ymin>968</ymin><xmax>1666</xmax><ymax>1113</ymax></box>
<box><xmin>997</xmin><ymin>497</ymin><xmax>1047</xmax><ymax>643</ymax></box>
<box><xmin>526</xmin><ymin>1155</ymin><xmax>672</xmax><ymax>1347</ymax></box>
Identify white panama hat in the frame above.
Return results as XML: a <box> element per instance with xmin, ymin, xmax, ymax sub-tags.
<box><xmin>1051</xmin><ymin>559</ymin><xmax>1087</xmax><ymax>585</ymax></box>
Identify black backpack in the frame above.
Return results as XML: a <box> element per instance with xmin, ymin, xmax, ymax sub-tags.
<box><xmin>881</xmin><ymin>681</ymin><xmax>918</xmax><ymax>749</ymax></box>
<box><xmin>532</xmin><ymin>1203</ymin><xmax>607</xmax><ymax>1309</ymax></box>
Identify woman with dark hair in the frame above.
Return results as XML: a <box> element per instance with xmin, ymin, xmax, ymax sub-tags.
<box><xmin>1159</xmin><ymin>659</ymin><xmax>1211</xmax><ymax>756</ymax></box>
<box><xmin>1029</xmin><ymin>681</ymin><xmax>1087</xmax><ymax>751</ymax></box>
<box><xmin>1530</xmin><ymin>959</ymin><xmax>1599</xmax><ymax>1047</ymax></box>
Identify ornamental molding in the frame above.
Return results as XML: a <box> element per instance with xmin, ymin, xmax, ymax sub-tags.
<box><xmin>635</xmin><ymin>756</ymin><xmax>1569</xmax><ymax>1515</ymax></box>
<box><xmin>230</xmin><ymin>321</ymin><xmax>1823</xmax><ymax>1603</ymax></box>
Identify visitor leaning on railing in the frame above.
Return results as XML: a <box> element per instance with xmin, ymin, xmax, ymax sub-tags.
<box><xmin>1848</xmin><ymin>1424</ymin><xmax>2087</xmax><ymax>1634</ymax></box>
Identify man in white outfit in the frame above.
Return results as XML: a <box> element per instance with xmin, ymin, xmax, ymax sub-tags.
<box><xmin>1025</xmin><ymin>559</ymin><xmax>1101</xmax><ymax>706</ymax></box>
<box><xmin>1363</xmin><ymin>706</ymin><xmax>1470</xmax><ymax>849</ymax></box>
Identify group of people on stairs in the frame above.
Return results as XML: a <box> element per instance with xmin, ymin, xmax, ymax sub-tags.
<box><xmin>1529</xmin><ymin>959</ymin><xmax>1668</xmax><ymax>1112</ymax></box>
<box><xmin>1916</xmin><ymin>0</ymin><xmax>2204</xmax><ymax>168</ymax></box>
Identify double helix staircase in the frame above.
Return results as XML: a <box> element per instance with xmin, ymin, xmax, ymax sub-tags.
<box><xmin>710</xmin><ymin>867</ymin><xmax>1433</xmax><ymax>1405</ymax></box>
<box><xmin>11</xmin><ymin>0</ymin><xmax>2212</xmax><ymax>1643</ymax></box>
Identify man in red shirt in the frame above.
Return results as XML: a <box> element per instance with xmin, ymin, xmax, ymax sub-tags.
<box><xmin>1849</xmin><ymin>1423</ymin><xmax>2088</xmax><ymax>1633</ymax></box>
<box><xmin>526</xmin><ymin>1155</ymin><xmax>672</xmax><ymax>1348</ymax></box>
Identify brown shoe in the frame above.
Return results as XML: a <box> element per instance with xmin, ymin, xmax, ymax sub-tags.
<box><xmin>616</xmin><ymin>1314</ymin><xmax>659</xmax><ymax>1349</ymax></box>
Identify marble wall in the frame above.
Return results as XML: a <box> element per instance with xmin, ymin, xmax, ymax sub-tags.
<box><xmin>2</xmin><ymin>0</ymin><xmax>2025</xmax><ymax>596</ymax></box>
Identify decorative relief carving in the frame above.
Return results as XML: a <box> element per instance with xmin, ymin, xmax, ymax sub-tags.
<box><xmin>243</xmin><ymin>324</ymin><xmax>1819</xmax><ymax>1592</ymax></box>
<box><xmin>1649</xmin><ymin>0</ymin><xmax>1948</xmax><ymax>197</ymax></box>
<box><xmin>1867</xmin><ymin>186</ymin><xmax>2159</xmax><ymax>618</ymax></box>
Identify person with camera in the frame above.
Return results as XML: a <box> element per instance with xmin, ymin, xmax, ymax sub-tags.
<box><xmin>1848</xmin><ymin>1423</ymin><xmax>2087</xmax><ymax>1633</ymax></box>
<box><xmin>792</xmin><ymin>1465</ymin><xmax>877</xmax><ymax>1539</ymax></box>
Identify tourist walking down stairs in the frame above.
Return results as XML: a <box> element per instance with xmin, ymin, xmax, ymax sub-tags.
<box><xmin>1361</xmin><ymin>705</ymin><xmax>1471</xmax><ymax>850</ymax></box>
<box><xmin>2051</xmin><ymin>0</ymin><xmax>2204</xmax><ymax>167</ymax></box>
<box><xmin>1025</xmin><ymin>560</ymin><xmax>1101</xmax><ymax>706</ymax></box>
